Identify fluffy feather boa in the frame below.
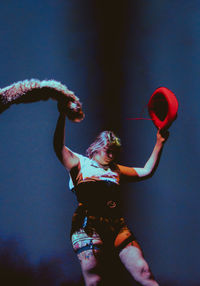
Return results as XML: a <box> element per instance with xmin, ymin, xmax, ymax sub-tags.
<box><xmin>0</xmin><ymin>79</ymin><xmax>84</xmax><ymax>122</ymax></box>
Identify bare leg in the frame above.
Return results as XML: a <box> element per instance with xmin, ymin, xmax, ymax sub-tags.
<box><xmin>77</xmin><ymin>249</ymin><xmax>102</xmax><ymax>286</ymax></box>
<box><xmin>72</xmin><ymin>229</ymin><xmax>103</xmax><ymax>286</ymax></box>
<box><xmin>119</xmin><ymin>241</ymin><xmax>159</xmax><ymax>286</ymax></box>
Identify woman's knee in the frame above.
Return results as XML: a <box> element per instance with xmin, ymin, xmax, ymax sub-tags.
<box><xmin>119</xmin><ymin>245</ymin><xmax>158</xmax><ymax>285</ymax></box>
<box><xmin>134</xmin><ymin>258</ymin><xmax>151</xmax><ymax>280</ymax></box>
<box><xmin>128</xmin><ymin>258</ymin><xmax>158</xmax><ymax>285</ymax></box>
<box><xmin>84</xmin><ymin>274</ymin><xmax>102</xmax><ymax>286</ymax></box>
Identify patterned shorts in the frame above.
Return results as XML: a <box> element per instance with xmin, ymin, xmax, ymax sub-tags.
<box><xmin>71</xmin><ymin>214</ymin><xmax>137</xmax><ymax>255</ymax></box>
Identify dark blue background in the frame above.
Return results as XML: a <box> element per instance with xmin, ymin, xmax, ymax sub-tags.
<box><xmin>0</xmin><ymin>1</ymin><xmax>199</xmax><ymax>285</ymax></box>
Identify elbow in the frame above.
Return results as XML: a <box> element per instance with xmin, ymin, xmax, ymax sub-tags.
<box><xmin>144</xmin><ymin>167</ymin><xmax>157</xmax><ymax>179</ymax></box>
<box><xmin>53</xmin><ymin>140</ymin><xmax>63</xmax><ymax>162</ymax></box>
<box><xmin>134</xmin><ymin>167</ymin><xmax>155</xmax><ymax>180</ymax></box>
<box><xmin>53</xmin><ymin>135</ymin><xmax>62</xmax><ymax>153</ymax></box>
<box><xmin>146</xmin><ymin>171</ymin><xmax>154</xmax><ymax>179</ymax></box>
<box><xmin>53</xmin><ymin>140</ymin><xmax>59</xmax><ymax>155</ymax></box>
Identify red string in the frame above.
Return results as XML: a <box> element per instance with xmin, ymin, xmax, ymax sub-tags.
<box><xmin>126</xmin><ymin>118</ymin><xmax>152</xmax><ymax>120</ymax></box>
<box><xmin>126</xmin><ymin>104</ymin><xmax>152</xmax><ymax>120</ymax></box>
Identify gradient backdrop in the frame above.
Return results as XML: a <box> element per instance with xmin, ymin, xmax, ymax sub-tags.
<box><xmin>0</xmin><ymin>1</ymin><xmax>199</xmax><ymax>285</ymax></box>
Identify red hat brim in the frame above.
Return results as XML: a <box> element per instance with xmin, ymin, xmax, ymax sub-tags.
<box><xmin>148</xmin><ymin>87</ymin><xmax>178</xmax><ymax>129</ymax></box>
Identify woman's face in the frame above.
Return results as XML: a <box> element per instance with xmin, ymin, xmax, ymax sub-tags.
<box><xmin>93</xmin><ymin>147</ymin><xmax>116</xmax><ymax>166</ymax></box>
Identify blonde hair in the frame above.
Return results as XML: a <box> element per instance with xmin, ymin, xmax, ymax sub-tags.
<box><xmin>86</xmin><ymin>131</ymin><xmax>121</xmax><ymax>159</ymax></box>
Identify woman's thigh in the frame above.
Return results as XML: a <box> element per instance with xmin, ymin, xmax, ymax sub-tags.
<box><xmin>71</xmin><ymin>229</ymin><xmax>104</xmax><ymax>285</ymax></box>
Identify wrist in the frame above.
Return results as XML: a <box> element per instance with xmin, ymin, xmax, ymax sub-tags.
<box><xmin>156</xmin><ymin>140</ymin><xmax>164</xmax><ymax>149</ymax></box>
<box><xmin>57</xmin><ymin>101</ymin><xmax>67</xmax><ymax>116</ymax></box>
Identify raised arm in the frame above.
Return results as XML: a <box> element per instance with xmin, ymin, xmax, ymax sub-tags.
<box><xmin>118</xmin><ymin>130</ymin><xmax>169</xmax><ymax>182</ymax></box>
<box><xmin>53</xmin><ymin>108</ymin><xmax>79</xmax><ymax>171</ymax></box>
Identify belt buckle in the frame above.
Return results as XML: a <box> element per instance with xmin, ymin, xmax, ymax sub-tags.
<box><xmin>107</xmin><ymin>200</ymin><xmax>116</xmax><ymax>208</ymax></box>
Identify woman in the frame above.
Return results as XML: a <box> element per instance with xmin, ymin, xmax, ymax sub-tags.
<box><xmin>53</xmin><ymin>104</ymin><xmax>168</xmax><ymax>286</ymax></box>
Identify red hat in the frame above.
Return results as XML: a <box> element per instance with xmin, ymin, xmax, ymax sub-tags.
<box><xmin>148</xmin><ymin>87</ymin><xmax>178</xmax><ymax>129</ymax></box>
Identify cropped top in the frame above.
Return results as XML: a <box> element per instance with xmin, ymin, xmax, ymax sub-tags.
<box><xmin>69</xmin><ymin>153</ymin><xmax>120</xmax><ymax>190</ymax></box>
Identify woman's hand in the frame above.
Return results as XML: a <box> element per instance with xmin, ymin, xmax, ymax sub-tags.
<box><xmin>57</xmin><ymin>96</ymin><xmax>84</xmax><ymax>122</ymax></box>
<box><xmin>157</xmin><ymin>129</ymin><xmax>169</xmax><ymax>145</ymax></box>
